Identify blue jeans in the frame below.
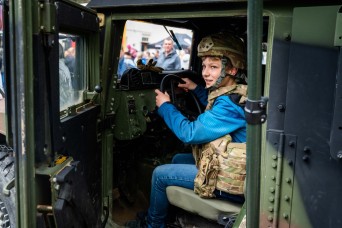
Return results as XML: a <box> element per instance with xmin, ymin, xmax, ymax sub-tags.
<box><xmin>146</xmin><ymin>153</ymin><xmax>244</xmax><ymax>228</ymax></box>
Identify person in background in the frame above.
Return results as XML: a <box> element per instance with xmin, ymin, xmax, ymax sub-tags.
<box><xmin>127</xmin><ymin>44</ymin><xmax>138</xmax><ymax>59</ymax></box>
<box><xmin>156</xmin><ymin>37</ymin><xmax>181</xmax><ymax>71</ymax></box>
<box><xmin>152</xmin><ymin>50</ymin><xmax>159</xmax><ymax>62</ymax></box>
<box><xmin>64</xmin><ymin>47</ymin><xmax>75</xmax><ymax>76</ymax></box>
<box><xmin>179</xmin><ymin>48</ymin><xmax>190</xmax><ymax>70</ymax></box>
<box><xmin>118</xmin><ymin>51</ymin><xmax>136</xmax><ymax>78</ymax></box>
<box><xmin>59</xmin><ymin>43</ymin><xmax>72</xmax><ymax>110</ymax></box>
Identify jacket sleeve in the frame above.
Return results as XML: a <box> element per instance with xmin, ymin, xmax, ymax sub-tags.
<box><xmin>158</xmin><ymin>95</ymin><xmax>246</xmax><ymax>144</ymax></box>
<box><xmin>192</xmin><ymin>85</ymin><xmax>208</xmax><ymax>107</ymax></box>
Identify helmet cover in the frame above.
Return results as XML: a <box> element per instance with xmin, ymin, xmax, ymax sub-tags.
<box><xmin>197</xmin><ymin>33</ymin><xmax>246</xmax><ymax>69</ymax></box>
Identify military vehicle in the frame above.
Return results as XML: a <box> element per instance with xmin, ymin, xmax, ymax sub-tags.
<box><xmin>0</xmin><ymin>0</ymin><xmax>341</xmax><ymax>227</ymax></box>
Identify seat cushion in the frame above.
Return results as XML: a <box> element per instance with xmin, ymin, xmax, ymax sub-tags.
<box><xmin>166</xmin><ymin>186</ymin><xmax>242</xmax><ymax>221</ymax></box>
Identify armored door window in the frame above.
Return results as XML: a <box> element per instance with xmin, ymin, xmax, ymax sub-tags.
<box><xmin>59</xmin><ymin>34</ymin><xmax>85</xmax><ymax>111</ymax></box>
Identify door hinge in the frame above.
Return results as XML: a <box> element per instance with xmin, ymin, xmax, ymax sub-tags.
<box><xmin>244</xmin><ymin>97</ymin><xmax>269</xmax><ymax>125</ymax></box>
<box><xmin>39</xmin><ymin>1</ymin><xmax>56</xmax><ymax>34</ymax></box>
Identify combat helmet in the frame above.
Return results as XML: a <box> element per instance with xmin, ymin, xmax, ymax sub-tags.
<box><xmin>197</xmin><ymin>33</ymin><xmax>246</xmax><ymax>70</ymax></box>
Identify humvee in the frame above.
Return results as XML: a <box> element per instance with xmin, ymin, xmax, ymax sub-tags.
<box><xmin>0</xmin><ymin>0</ymin><xmax>341</xmax><ymax>227</ymax></box>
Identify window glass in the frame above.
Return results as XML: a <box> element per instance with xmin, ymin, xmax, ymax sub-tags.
<box><xmin>59</xmin><ymin>34</ymin><xmax>84</xmax><ymax>111</ymax></box>
<box><xmin>118</xmin><ymin>20</ymin><xmax>193</xmax><ymax>79</ymax></box>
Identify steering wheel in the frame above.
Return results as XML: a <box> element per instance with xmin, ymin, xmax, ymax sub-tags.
<box><xmin>159</xmin><ymin>74</ymin><xmax>203</xmax><ymax>119</ymax></box>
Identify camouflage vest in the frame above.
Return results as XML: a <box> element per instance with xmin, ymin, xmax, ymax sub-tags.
<box><xmin>193</xmin><ymin>84</ymin><xmax>247</xmax><ymax>198</ymax></box>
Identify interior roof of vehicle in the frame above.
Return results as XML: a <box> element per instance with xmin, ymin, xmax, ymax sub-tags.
<box><xmin>87</xmin><ymin>0</ymin><xmax>247</xmax><ymax>9</ymax></box>
<box><xmin>87</xmin><ymin>0</ymin><xmax>340</xmax><ymax>9</ymax></box>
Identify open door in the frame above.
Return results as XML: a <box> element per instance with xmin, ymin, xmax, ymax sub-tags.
<box><xmin>4</xmin><ymin>0</ymin><xmax>102</xmax><ymax>227</ymax></box>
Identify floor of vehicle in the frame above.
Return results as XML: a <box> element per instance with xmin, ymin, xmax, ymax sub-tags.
<box><xmin>112</xmin><ymin>189</ymin><xmax>149</xmax><ymax>226</ymax></box>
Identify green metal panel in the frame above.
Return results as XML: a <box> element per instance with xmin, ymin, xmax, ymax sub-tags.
<box><xmin>100</xmin><ymin>15</ymin><xmax>122</xmax><ymax>223</ymax></box>
<box><xmin>334</xmin><ymin>7</ymin><xmax>342</xmax><ymax>46</ymax></box>
<box><xmin>112</xmin><ymin>90</ymin><xmax>156</xmax><ymax>140</ymax></box>
<box><xmin>292</xmin><ymin>5</ymin><xmax>341</xmax><ymax>47</ymax></box>
<box><xmin>10</xmin><ymin>0</ymin><xmax>36</xmax><ymax>227</ymax></box>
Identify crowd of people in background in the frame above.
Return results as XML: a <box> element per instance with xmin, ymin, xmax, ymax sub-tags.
<box><xmin>117</xmin><ymin>38</ymin><xmax>191</xmax><ymax>79</ymax></box>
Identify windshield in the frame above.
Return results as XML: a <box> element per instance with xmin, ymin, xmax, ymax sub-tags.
<box><xmin>117</xmin><ymin>20</ymin><xmax>193</xmax><ymax>79</ymax></box>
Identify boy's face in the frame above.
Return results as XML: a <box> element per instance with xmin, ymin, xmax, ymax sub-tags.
<box><xmin>201</xmin><ymin>57</ymin><xmax>222</xmax><ymax>88</ymax></box>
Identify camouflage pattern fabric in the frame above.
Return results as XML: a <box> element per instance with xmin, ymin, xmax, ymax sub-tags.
<box><xmin>193</xmin><ymin>84</ymin><xmax>247</xmax><ymax>198</ymax></box>
<box><xmin>216</xmin><ymin>142</ymin><xmax>246</xmax><ymax>195</ymax></box>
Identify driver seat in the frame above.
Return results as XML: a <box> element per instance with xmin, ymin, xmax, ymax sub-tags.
<box><xmin>166</xmin><ymin>186</ymin><xmax>242</xmax><ymax>222</ymax></box>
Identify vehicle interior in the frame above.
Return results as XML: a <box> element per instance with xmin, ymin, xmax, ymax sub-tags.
<box><xmin>1</xmin><ymin>0</ymin><xmax>341</xmax><ymax>227</ymax></box>
<box><xmin>93</xmin><ymin>8</ymin><xmax>269</xmax><ymax>227</ymax></box>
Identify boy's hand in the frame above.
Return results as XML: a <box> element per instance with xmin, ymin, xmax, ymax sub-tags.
<box><xmin>155</xmin><ymin>89</ymin><xmax>170</xmax><ymax>107</ymax></box>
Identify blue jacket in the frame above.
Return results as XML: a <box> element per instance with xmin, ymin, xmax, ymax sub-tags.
<box><xmin>158</xmin><ymin>85</ymin><xmax>246</xmax><ymax>144</ymax></box>
<box><xmin>156</xmin><ymin>48</ymin><xmax>181</xmax><ymax>71</ymax></box>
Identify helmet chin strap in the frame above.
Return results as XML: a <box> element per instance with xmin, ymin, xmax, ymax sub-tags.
<box><xmin>209</xmin><ymin>58</ymin><xmax>228</xmax><ymax>91</ymax></box>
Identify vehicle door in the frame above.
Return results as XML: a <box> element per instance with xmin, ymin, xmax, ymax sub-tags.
<box><xmin>3</xmin><ymin>0</ymin><xmax>103</xmax><ymax>227</ymax></box>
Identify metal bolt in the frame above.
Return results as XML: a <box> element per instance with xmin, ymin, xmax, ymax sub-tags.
<box><xmin>268</xmin><ymin>206</ymin><xmax>274</xmax><ymax>212</ymax></box>
<box><xmin>288</xmin><ymin>160</ymin><xmax>293</xmax><ymax>166</ymax></box>
<box><xmin>283</xmin><ymin>213</ymin><xmax>288</xmax><ymax>219</ymax></box>
<box><xmin>303</xmin><ymin>146</ymin><xmax>311</xmax><ymax>153</ymax></box>
<box><xmin>272</xmin><ymin>155</ymin><xmax>277</xmax><ymax>160</ymax></box>
<box><xmin>267</xmin><ymin>215</ymin><xmax>273</xmax><ymax>221</ymax></box>
<box><xmin>284</xmin><ymin>195</ymin><xmax>290</xmax><ymax>201</ymax></box>
<box><xmin>302</xmin><ymin>154</ymin><xmax>309</xmax><ymax>162</ymax></box>
<box><xmin>269</xmin><ymin>187</ymin><xmax>275</xmax><ymax>193</ymax></box>
<box><xmin>271</xmin><ymin>162</ymin><xmax>277</xmax><ymax>168</ymax></box>
<box><xmin>261</xmin><ymin>115</ymin><xmax>266</xmax><ymax>123</ymax></box>
<box><xmin>337</xmin><ymin>151</ymin><xmax>342</xmax><ymax>159</ymax></box>
<box><xmin>54</xmin><ymin>184</ymin><xmax>60</xmax><ymax>191</ymax></box>
<box><xmin>288</xmin><ymin>141</ymin><xmax>295</xmax><ymax>147</ymax></box>
<box><xmin>285</xmin><ymin>178</ymin><xmax>291</xmax><ymax>183</ymax></box>
<box><xmin>277</xmin><ymin>104</ymin><xmax>286</xmax><ymax>112</ymax></box>
<box><xmin>271</xmin><ymin>176</ymin><xmax>276</xmax><ymax>180</ymax></box>
<box><xmin>269</xmin><ymin>196</ymin><xmax>274</xmax><ymax>202</ymax></box>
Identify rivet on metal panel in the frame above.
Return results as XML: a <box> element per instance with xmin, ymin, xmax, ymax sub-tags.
<box><xmin>302</xmin><ymin>154</ymin><xmax>310</xmax><ymax>162</ymax></box>
<box><xmin>285</xmin><ymin>178</ymin><xmax>291</xmax><ymax>184</ymax></box>
<box><xmin>337</xmin><ymin>151</ymin><xmax>342</xmax><ymax>159</ymax></box>
<box><xmin>303</xmin><ymin>146</ymin><xmax>311</xmax><ymax>153</ymax></box>
<box><xmin>288</xmin><ymin>141</ymin><xmax>295</xmax><ymax>147</ymax></box>
<box><xmin>269</xmin><ymin>196</ymin><xmax>274</xmax><ymax>202</ymax></box>
<box><xmin>277</xmin><ymin>104</ymin><xmax>286</xmax><ymax>112</ymax></box>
